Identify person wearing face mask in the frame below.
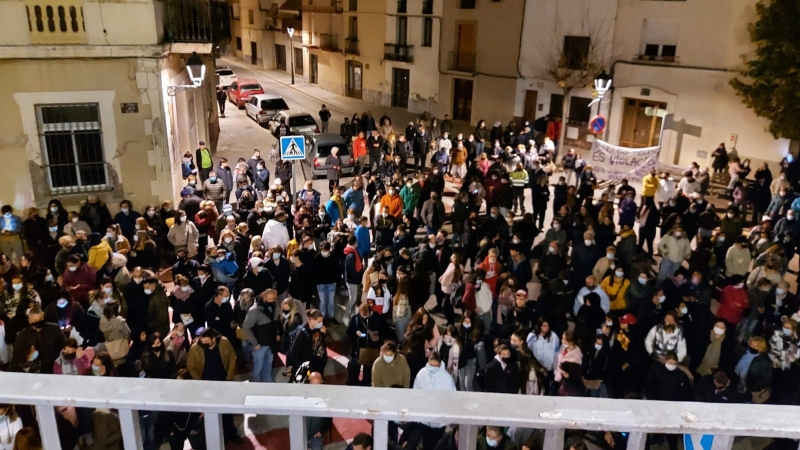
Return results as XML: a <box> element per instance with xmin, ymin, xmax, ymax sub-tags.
<box><xmin>203</xmin><ymin>285</ymin><xmax>237</xmax><ymax>343</ymax></box>
<box><xmin>289</xmin><ymin>309</ymin><xmax>328</xmax><ymax>375</ymax></box>
<box><xmin>167</xmin><ymin>210</ymin><xmax>200</xmax><ymax>259</ymax></box>
<box><xmin>484</xmin><ymin>342</ymin><xmax>518</xmax><ymax>395</ymax></box>
<box><xmin>261</xmin><ymin>210</ymin><xmax>290</xmax><ymax>252</ymax></box>
<box><xmin>771</xmin><ymin>281</ymin><xmax>797</xmax><ymax>325</ymax></box>
<box><xmin>240</xmin><ymin>255</ymin><xmax>270</xmax><ymax>296</ymax></box>
<box><xmin>379</xmin><ymin>185</ymin><xmax>405</xmax><ymax>220</ymax></box>
<box><xmin>734</xmin><ymin>336</ymin><xmax>772</xmax><ymax>402</ymax></box>
<box><xmin>644</xmin><ymin>352</ymin><xmax>691</xmax><ymax>427</ymax></box>
<box><xmin>372</xmin><ymin>340</ymin><xmax>411</xmax><ymax>389</ymax></box>
<box><xmin>656</xmin><ymin>227</ymin><xmax>692</xmax><ymax>284</ymax></box>
<box><xmin>112</xmin><ymin>199</ymin><xmax>141</xmax><ymax>243</ymax></box>
<box><xmin>186</xmin><ymin>328</ymin><xmax>242</xmax><ymax>443</ymax></box>
<box><xmin>312</xmin><ymin>242</ymin><xmax>342</xmax><ymax>323</ymax></box>
<box><xmin>242</xmin><ymin>288</ymin><xmax>280</xmax><ymax>383</ymax></box>
<box><xmin>601</xmin><ymin>267</ymin><xmax>630</xmax><ymax>313</ymax></box>
<box><xmin>141</xmin><ymin>277</ymin><xmax>169</xmax><ymax>338</ymax></box>
<box><xmin>168</xmin><ymin>274</ymin><xmax>202</xmax><ymax>337</ymax></box>
<box><xmin>406</xmin><ymin>352</ymin><xmax>455</xmax><ymax>449</ymax></box>
<box><xmin>60</xmin><ymin>255</ymin><xmax>96</xmax><ymax>308</ymax></box>
<box><xmin>140</xmin><ymin>332</ymin><xmax>175</xmax><ymax>379</ymax></box>
<box><xmin>53</xmin><ymin>338</ymin><xmax>94</xmax><ymax>375</ymax></box>
<box><xmin>263</xmin><ymin>246</ymin><xmax>291</xmax><ymax>298</ymax></box>
<box><xmin>13</xmin><ymin>307</ymin><xmax>64</xmax><ymax>373</ymax></box>
<box><xmin>695</xmin><ymin>321</ymin><xmax>735</xmax><ymax>377</ymax></box>
<box><xmin>78</xmin><ymin>194</ymin><xmax>113</xmax><ymax>234</ymax></box>
<box><xmin>346</xmin><ymin>303</ymin><xmax>387</xmax><ymax>386</ymax></box>
<box><xmin>572</xmin><ymin>275</ymin><xmax>610</xmax><ymax>316</ymax></box>
<box><xmin>644</xmin><ymin>312</ymin><xmax>687</xmax><ymax>365</ymax></box>
<box><xmin>206</xmin><ymin>247</ymin><xmax>238</xmax><ymax>292</ymax></box>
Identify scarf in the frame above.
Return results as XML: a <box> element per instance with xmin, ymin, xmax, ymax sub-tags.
<box><xmin>697</xmin><ymin>331</ymin><xmax>725</xmax><ymax>376</ymax></box>
<box><xmin>170</xmin><ymin>332</ymin><xmax>186</xmax><ymax>351</ymax></box>
<box><xmin>172</xmin><ymin>286</ymin><xmax>192</xmax><ymax>301</ymax></box>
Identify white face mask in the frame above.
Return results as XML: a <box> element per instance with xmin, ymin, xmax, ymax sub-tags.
<box><xmin>680</xmin><ymin>307</ymin><xmax>688</xmax><ymax>314</ymax></box>
<box><xmin>606</xmin><ymin>253</ymin><xmax>614</xmax><ymax>259</ymax></box>
<box><xmin>272</xmin><ymin>252</ymin><xmax>281</xmax><ymax>260</ymax></box>
<box><xmin>321</xmin><ymin>251</ymin><xmax>330</xmax><ymax>257</ymax></box>
<box><xmin>12</xmin><ymin>283</ymin><xmax>23</xmax><ymax>291</ymax></box>
<box><xmin>658</xmin><ymin>295</ymin><xmax>666</xmax><ymax>304</ymax></box>
<box><xmin>383</xmin><ymin>354</ymin><xmax>395</xmax><ymax>364</ymax></box>
<box><xmin>594</xmin><ymin>343</ymin><xmax>602</xmax><ymax>351</ymax></box>
<box><xmin>615</xmin><ymin>270</ymin><xmax>624</xmax><ymax>278</ymax></box>
<box><xmin>224</xmin><ymin>237</ymin><xmax>233</xmax><ymax>244</ymax></box>
<box><xmin>143</xmin><ymin>289</ymin><xmax>153</xmax><ymax>295</ymax></box>
<box><xmin>713</xmin><ymin>326</ymin><xmax>725</xmax><ymax>335</ymax></box>
<box><xmin>674</xmin><ymin>232</ymin><xmax>682</xmax><ymax>238</ymax></box>
<box><xmin>665</xmin><ymin>363</ymin><xmax>677</xmax><ymax>371</ymax></box>
<box><xmin>180</xmin><ymin>216</ymin><xmax>187</xmax><ymax>223</ymax></box>
<box><xmin>71</xmin><ymin>218</ymin><xmax>79</xmax><ymax>223</ymax></box>
<box><xmin>584</xmin><ymin>240</ymin><xmax>593</xmax><ymax>246</ymax></box>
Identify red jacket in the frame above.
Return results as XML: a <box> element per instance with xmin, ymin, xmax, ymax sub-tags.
<box><xmin>546</xmin><ymin>120</ymin><xmax>562</xmax><ymax>141</ymax></box>
<box><xmin>353</xmin><ymin>137</ymin><xmax>367</xmax><ymax>158</ymax></box>
<box><xmin>476</xmin><ymin>257</ymin><xmax>502</xmax><ymax>296</ymax></box>
<box><xmin>716</xmin><ymin>285</ymin><xmax>750</xmax><ymax>325</ymax></box>
<box><xmin>60</xmin><ymin>263</ymin><xmax>97</xmax><ymax>308</ymax></box>
<box><xmin>462</xmin><ymin>282</ymin><xmax>476</xmax><ymax>312</ymax></box>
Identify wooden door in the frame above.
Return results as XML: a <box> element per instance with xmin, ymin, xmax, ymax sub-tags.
<box><xmin>455</xmin><ymin>23</ymin><xmax>476</xmax><ymax>71</ymax></box>
<box><xmin>392</xmin><ymin>68</ymin><xmax>410</xmax><ymax>108</ymax></box>
<box><xmin>620</xmin><ymin>98</ymin><xmax>667</xmax><ymax>148</ymax></box>
<box><xmin>346</xmin><ymin>60</ymin><xmax>363</xmax><ymax>99</ymax></box>
<box><xmin>524</xmin><ymin>90</ymin><xmax>538</xmax><ymax>123</ymax></box>
<box><xmin>275</xmin><ymin>44</ymin><xmax>286</xmax><ymax>70</ymax></box>
<box><xmin>250</xmin><ymin>41</ymin><xmax>257</xmax><ymax>65</ymax></box>
<box><xmin>310</xmin><ymin>54</ymin><xmax>318</xmax><ymax>84</ymax></box>
<box><xmin>452</xmin><ymin>78</ymin><xmax>473</xmax><ymax>121</ymax></box>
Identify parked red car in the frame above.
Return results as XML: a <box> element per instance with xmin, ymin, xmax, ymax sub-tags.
<box><xmin>226</xmin><ymin>79</ymin><xmax>264</xmax><ymax>109</ymax></box>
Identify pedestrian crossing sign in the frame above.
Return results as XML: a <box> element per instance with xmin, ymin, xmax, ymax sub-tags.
<box><xmin>280</xmin><ymin>136</ymin><xmax>306</xmax><ymax>161</ymax></box>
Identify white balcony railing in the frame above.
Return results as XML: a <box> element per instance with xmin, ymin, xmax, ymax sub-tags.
<box><xmin>6</xmin><ymin>372</ymin><xmax>800</xmax><ymax>450</ymax></box>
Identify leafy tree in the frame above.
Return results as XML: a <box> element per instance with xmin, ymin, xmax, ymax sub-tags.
<box><xmin>730</xmin><ymin>0</ymin><xmax>800</xmax><ymax>141</ymax></box>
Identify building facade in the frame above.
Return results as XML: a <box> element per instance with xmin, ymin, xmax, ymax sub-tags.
<box><xmin>607</xmin><ymin>0</ymin><xmax>791</xmax><ymax>168</ymax></box>
<box><xmin>0</xmin><ymin>0</ymin><xmax>229</xmax><ymax>213</ymax></box>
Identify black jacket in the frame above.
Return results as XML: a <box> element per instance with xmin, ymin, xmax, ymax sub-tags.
<box><xmin>645</xmin><ymin>363</ymin><xmax>691</xmax><ymax>401</ymax></box>
<box><xmin>289</xmin><ymin>264</ymin><xmax>316</xmax><ymax>301</ymax></box>
<box><xmin>290</xmin><ymin>324</ymin><xmax>328</xmax><ymax>373</ymax></box>
<box><xmin>313</xmin><ymin>252</ymin><xmax>342</xmax><ymax>285</ymax></box>
<box><xmin>15</xmin><ymin>322</ymin><xmax>65</xmax><ymax>374</ymax></box>
<box><xmin>484</xmin><ymin>358</ymin><xmax>519</xmax><ymax>394</ymax></box>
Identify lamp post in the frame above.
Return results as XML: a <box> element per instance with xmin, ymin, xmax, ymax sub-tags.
<box><xmin>167</xmin><ymin>51</ymin><xmax>206</xmax><ymax>96</ymax></box>
<box><xmin>590</xmin><ymin>70</ymin><xmax>612</xmax><ymax>115</ymax></box>
<box><xmin>288</xmin><ymin>27</ymin><xmax>295</xmax><ymax>85</ymax></box>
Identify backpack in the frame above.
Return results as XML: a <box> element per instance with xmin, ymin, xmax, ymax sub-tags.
<box><xmin>287</xmin><ymin>324</ymin><xmax>306</xmax><ymax>357</ymax></box>
<box><xmin>450</xmin><ymin>283</ymin><xmax>465</xmax><ymax>309</ymax></box>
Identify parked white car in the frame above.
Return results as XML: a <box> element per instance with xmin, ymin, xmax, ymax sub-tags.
<box><xmin>215</xmin><ymin>66</ymin><xmax>237</xmax><ymax>88</ymax></box>
<box><xmin>245</xmin><ymin>94</ymin><xmax>289</xmax><ymax>124</ymax></box>
<box><xmin>268</xmin><ymin>111</ymin><xmax>319</xmax><ymax>136</ymax></box>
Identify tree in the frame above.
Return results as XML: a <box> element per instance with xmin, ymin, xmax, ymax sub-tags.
<box><xmin>730</xmin><ymin>0</ymin><xmax>800</xmax><ymax>142</ymax></box>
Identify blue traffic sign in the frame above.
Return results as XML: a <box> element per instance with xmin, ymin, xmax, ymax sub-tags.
<box><xmin>684</xmin><ymin>434</ymin><xmax>714</xmax><ymax>450</ymax></box>
<box><xmin>280</xmin><ymin>136</ymin><xmax>306</xmax><ymax>161</ymax></box>
<box><xmin>589</xmin><ymin>115</ymin><xmax>607</xmax><ymax>134</ymax></box>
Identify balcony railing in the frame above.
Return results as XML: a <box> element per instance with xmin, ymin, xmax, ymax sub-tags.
<box><xmin>345</xmin><ymin>37</ymin><xmax>359</xmax><ymax>55</ymax></box>
<box><xmin>448</xmin><ymin>51</ymin><xmax>476</xmax><ymax>72</ymax></box>
<box><xmin>422</xmin><ymin>0</ymin><xmax>433</xmax><ymax>14</ymax></box>
<box><xmin>303</xmin><ymin>0</ymin><xmax>344</xmax><ymax>13</ymax></box>
<box><xmin>4</xmin><ymin>373</ymin><xmax>800</xmax><ymax>450</ymax></box>
<box><xmin>384</xmin><ymin>43</ymin><xmax>413</xmax><ymax>63</ymax></box>
<box><xmin>163</xmin><ymin>0</ymin><xmax>213</xmax><ymax>42</ymax></box>
<box><xmin>320</xmin><ymin>33</ymin><xmax>340</xmax><ymax>51</ymax></box>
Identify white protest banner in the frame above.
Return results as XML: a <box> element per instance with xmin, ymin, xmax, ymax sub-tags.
<box><xmin>588</xmin><ymin>140</ymin><xmax>660</xmax><ymax>183</ymax></box>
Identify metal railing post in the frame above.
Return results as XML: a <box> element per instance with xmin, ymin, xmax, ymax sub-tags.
<box><xmin>459</xmin><ymin>424</ymin><xmax>478</xmax><ymax>450</ymax></box>
<box><xmin>204</xmin><ymin>413</ymin><xmax>225</xmax><ymax>450</ymax></box>
<box><xmin>544</xmin><ymin>428</ymin><xmax>565</xmax><ymax>450</ymax></box>
<box><xmin>626</xmin><ymin>432</ymin><xmax>647</xmax><ymax>450</ymax></box>
<box><xmin>373</xmin><ymin>420</ymin><xmax>389</xmax><ymax>450</ymax></box>
<box><xmin>119</xmin><ymin>408</ymin><xmax>144</xmax><ymax>450</ymax></box>
<box><xmin>289</xmin><ymin>415</ymin><xmax>308</xmax><ymax>450</ymax></box>
<box><xmin>37</xmin><ymin>405</ymin><xmax>62</xmax><ymax>450</ymax></box>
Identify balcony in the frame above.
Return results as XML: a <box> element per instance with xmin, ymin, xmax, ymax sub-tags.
<box><xmin>3</xmin><ymin>373</ymin><xmax>797</xmax><ymax>450</ymax></box>
<box><xmin>303</xmin><ymin>0</ymin><xmax>343</xmax><ymax>13</ymax></box>
<box><xmin>24</xmin><ymin>0</ymin><xmax>88</xmax><ymax>44</ymax></box>
<box><xmin>636</xmin><ymin>54</ymin><xmax>679</xmax><ymax>63</ymax></box>
<box><xmin>163</xmin><ymin>0</ymin><xmax>231</xmax><ymax>43</ymax></box>
<box><xmin>422</xmin><ymin>0</ymin><xmax>433</xmax><ymax>14</ymax></box>
<box><xmin>320</xmin><ymin>33</ymin><xmax>340</xmax><ymax>51</ymax></box>
<box><xmin>448</xmin><ymin>51</ymin><xmax>476</xmax><ymax>72</ymax></box>
<box><xmin>345</xmin><ymin>37</ymin><xmax>359</xmax><ymax>55</ymax></box>
<box><xmin>281</xmin><ymin>17</ymin><xmax>302</xmax><ymax>33</ymax></box>
<box><xmin>384</xmin><ymin>43</ymin><xmax>413</xmax><ymax>63</ymax></box>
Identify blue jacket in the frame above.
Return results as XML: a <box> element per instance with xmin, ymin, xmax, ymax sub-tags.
<box><xmin>343</xmin><ymin>188</ymin><xmax>365</xmax><ymax>217</ymax></box>
<box><xmin>355</xmin><ymin>225</ymin><xmax>370</xmax><ymax>257</ymax></box>
<box><xmin>297</xmin><ymin>189</ymin><xmax>322</xmax><ymax>212</ymax></box>
<box><xmin>255</xmin><ymin>168</ymin><xmax>270</xmax><ymax>191</ymax></box>
<box><xmin>0</xmin><ymin>214</ymin><xmax>22</xmax><ymax>235</ymax></box>
<box><xmin>325</xmin><ymin>198</ymin><xmax>343</xmax><ymax>225</ymax></box>
<box><xmin>209</xmin><ymin>252</ymin><xmax>238</xmax><ymax>285</ymax></box>
<box><xmin>181</xmin><ymin>161</ymin><xmax>196</xmax><ymax>179</ymax></box>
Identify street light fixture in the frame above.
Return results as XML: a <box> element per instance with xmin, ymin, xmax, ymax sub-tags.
<box><xmin>288</xmin><ymin>27</ymin><xmax>295</xmax><ymax>85</ymax></box>
<box><xmin>167</xmin><ymin>52</ymin><xmax>206</xmax><ymax>96</ymax></box>
<box><xmin>588</xmin><ymin>70</ymin><xmax>612</xmax><ymax>108</ymax></box>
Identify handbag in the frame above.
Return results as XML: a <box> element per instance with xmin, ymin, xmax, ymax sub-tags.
<box><xmin>105</xmin><ymin>339</ymin><xmax>130</xmax><ymax>361</ymax></box>
<box><xmin>358</xmin><ymin>347</ymin><xmax>380</xmax><ymax>365</ymax></box>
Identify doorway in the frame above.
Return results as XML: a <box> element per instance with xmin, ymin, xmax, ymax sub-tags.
<box><xmin>346</xmin><ymin>60</ymin><xmax>363</xmax><ymax>99</ymax></box>
<box><xmin>452</xmin><ymin>78</ymin><xmax>473</xmax><ymax>121</ymax></box>
<box><xmin>392</xmin><ymin>68</ymin><xmax>410</xmax><ymax>108</ymax></box>
<box><xmin>294</xmin><ymin>47</ymin><xmax>304</xmax><ymax>75</ymax></box>
<box><xmin>250</xmin><ymin>42</ymin><xmax>258</xmax><ymax>65</ymax></box>
<box><xmin>619</xmin><ymin>98</ymin><xmax>668</xmax><ymax>147</ymax></box>
<box><xmin>310</xmin><ymin>54</ymin><xmax>318</xmax><ymax>84</ymax></box>
<box><xmin>523</xmin><ymin>90</ymin><xmax>538</xmax><ymax>123</ymax></box>
<box><xmin>275</xmin><ymin>44</ymin><xmax>286</xmax><ymax>71</ymax></box>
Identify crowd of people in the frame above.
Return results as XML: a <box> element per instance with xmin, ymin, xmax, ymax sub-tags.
<box><xmin>0</xmin><ymin>108</ymin><xmax>800</xmax><ymax>450</ymax></box>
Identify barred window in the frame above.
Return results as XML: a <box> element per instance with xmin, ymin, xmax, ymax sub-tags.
<box><xmin>36</xmin><ymin>103</ymin><xmax>108</xmax><ymax>193</ymax></box>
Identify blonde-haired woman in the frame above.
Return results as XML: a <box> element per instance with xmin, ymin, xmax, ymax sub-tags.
<box><xmin>280</xmin><ymin>297</ymin><xmax>303</xmax><ymax>371</ymax></box>
<box><xmin>218</xmin><ymin>229</ymin><xmax>236</xmax><ymax>254</ymax></box>
<box><xmin>167</xmin><ymin>210</ymin><xmax>199</xmax><ymax>258</ymax></box>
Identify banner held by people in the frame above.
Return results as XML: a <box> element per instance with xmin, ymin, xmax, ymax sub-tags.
<box><xmin>588</xmin><ymin>139</ymin><xmax>660</xmax><ymax>182</ymax></box>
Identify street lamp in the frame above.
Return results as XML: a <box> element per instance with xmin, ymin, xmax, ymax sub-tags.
<box><xmin>288</xmin><ymin>27</ymin><xmax>295</xmax><ymax>85</ymax></box>
<box><xmin>167</xmin><ymin>52</ymin><xmax>206</xmax><ymax>96</ymax></box>
<box><xmin>588</xmin><ymin>70</ymin><xmax>612</xmax><ymax>109</ymax></box>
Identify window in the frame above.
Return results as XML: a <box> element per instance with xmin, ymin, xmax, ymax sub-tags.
<box><xmin>348</xmin><ymin>16</ymin><xmax>358</xmax><ymax>39</ymax></box>
<box><xmin>549</xmin><ymin>93</ymin><xmax>564</xmax><ymax>117</ymax></box>
<box><xmin>562</xmin><ymin>35</ymin><xmax>590</xmax><ymax>70</ymax></box>
<box><xmin>289</xmin><ymin>115</ymin><xmax>317</xmax><ymax>127</ymax></box>
<box><xmin>294</xmin><ymin>48</ymin><xmax>304</xmax><ymax>75</ymax></box>
<box><xmin>422</xmin><ymin>18</ymin><xmax>432</xmax><ymax>47</ymax></box>
<box><xmin>397</xmin><ymin>0</ymin><xmax>406</xmax><ymax>13</ymax></box>
<box><xmin>236</xmin><ymin>37</ymin><xmax>242</xmax><ymax>50</ymax></box>
<box><xmin>37</xmin><ymin>103</ymin><xmax>107</xmax><ymax>191</ymax></box>
<box><xmin>397</xmin><ymin>17</ymin><xmax>407</xmax><ymax>45</ymax></box>
<box><xmin>349</xmin><ymin>0</ymin><xmax>357</xmax><ymax>10</ymax></box>
<box><xmin>241</xmin><ymin>84</ymin><xmax>262</xmax><ymax>91</ymax></box>
<box><xmin>248</xmin><ymin>9</ymin><xmax>254</xmax><ymax>24</ymax></box>
<box><xmin>422</xmin><ymin>0</ymin><xmax>433</xmax><ymax>14</ymax></box>
<box><xmin>568</xmin><ymin>96</ymin><xmax>592</xmax><ymax>124</ymax></box>
<box><xmin>661</xmin><ymin>45</ymin><xmax>676</xmax><ymax>57</ymax></box>
<box><xmin>260</xmin><ymin>98</ymin><xmax>289</xmax><ymax>111</ymax></box>
<box><xmin>460</xmin><ymin>0</ymin><xmax>475</xmax><ymax>8</ymax></box>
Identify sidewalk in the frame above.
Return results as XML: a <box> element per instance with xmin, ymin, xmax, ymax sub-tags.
<box><xmin>219</xmin><ymin>56</ymin><xmax>475</xmax><ymax>135</ymax></box>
